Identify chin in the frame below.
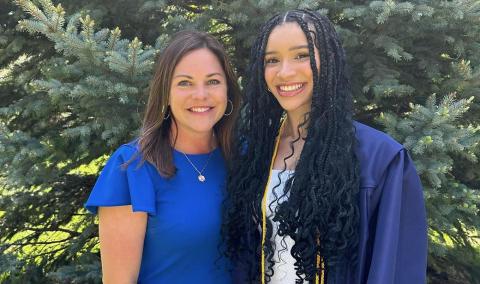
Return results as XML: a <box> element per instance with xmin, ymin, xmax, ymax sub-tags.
<box><xmin>191</xmin><ymin>124</ymin><xmax>217</xmax><ymax>134</ymax></box>
<box><xmin>279</xmin><ymin>104</ymin><xmax>301</xmax><ymax>112</ymax></box>
<box><xmin>279</xmin><ymin>101</ymin><xmax>311</xmax><ymax>114</ymax></box>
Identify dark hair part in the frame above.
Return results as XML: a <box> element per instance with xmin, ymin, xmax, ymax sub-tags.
<box><xmin>222</xmin><ymin>10</ymin><xmax>360</xmax><ymax>283</ymax></box>
<box><xmin>137</xmin><ymin>30</ymin><xmax>241</xmax><ymax>177</ymax></box>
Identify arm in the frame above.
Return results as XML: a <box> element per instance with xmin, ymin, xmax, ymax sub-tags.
<box><xmin>99</xmin><ymin>205</ymin><xmax>147</xmax><ymax>284</ymax></box>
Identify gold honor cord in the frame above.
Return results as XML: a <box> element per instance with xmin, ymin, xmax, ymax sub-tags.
<box><xmin>260</xmin><ymin>117</ymin><xmax>325</xmax><ymax>284</ymax></box>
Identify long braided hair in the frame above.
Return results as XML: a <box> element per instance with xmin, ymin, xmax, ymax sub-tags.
<box><xmin>222</xmin><ymin>10</ymin><xmax>360</xmax><ymax>283</ymax></box>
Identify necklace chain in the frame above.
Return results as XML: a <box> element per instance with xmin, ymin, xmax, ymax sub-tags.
<box><xmin>181</xmin><ymin>150</ymin><xmax>214</xmax><ymax>182</ymax></box>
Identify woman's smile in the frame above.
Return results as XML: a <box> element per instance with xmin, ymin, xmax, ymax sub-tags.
<box><xmin>276</xmin><ymin>82</ymin><xmax>307</xmax><ymax>97</ymax></box>
<box><xmin>188</xmin><ymin>106</ymin><xmax>214</xmax><ymax>113</ymax></box>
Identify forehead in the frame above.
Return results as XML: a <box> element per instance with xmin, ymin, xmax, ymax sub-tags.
<box><xmin>265</xmin><ymin>22</ymin><xmax>309</xmax><ymax>52</ymax></box>
<box><xmin>174</xmin><ymin>48</ymin><xmax>224</xmax><ymax>74</ymax></box>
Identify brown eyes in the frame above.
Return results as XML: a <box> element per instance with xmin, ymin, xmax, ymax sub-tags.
<box><xmin>295</xmin><ymin>53</ymin><xmax>310</xmax><ymax>60</ymax></box>
<box><xmin>265</xmin><ymin>53</ymin><xmax>310</xmax><ymax>65</ymax></box>
<box><xmin>265</xmin><ymin>58</ymin><xmax>279</xmax><ymax>64</ymax></box>
<box><xmin>207</xmin><ymin>79</ymin><xmax>221</xmax><ymax>85</ymax></box>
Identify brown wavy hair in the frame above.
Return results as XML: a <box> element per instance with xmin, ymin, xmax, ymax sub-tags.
<box><xmin>138</xmin><ymin>30</ymin><xmax>241</xmax><ymax>177</ymax></box>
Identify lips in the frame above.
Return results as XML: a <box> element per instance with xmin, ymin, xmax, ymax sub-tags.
<box><xmin>188</xmin><ymin>106</ymin><xmax>213</xmax><ymax>113</ymax></box>
<box><xmin>276</xmin><ymin>83</ymin><xmax>306</xmax><ymax>97</ymax></box>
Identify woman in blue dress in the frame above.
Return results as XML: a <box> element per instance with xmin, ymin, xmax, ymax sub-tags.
<box><xmin>85</xmin><ymin>30</ymin><xmax>241</xmax><ymax>283</ymax></box>
<box><xmin>223</xmin><ymin>10</ymin><xmax>427</xmax><ymax>284</ymax></box>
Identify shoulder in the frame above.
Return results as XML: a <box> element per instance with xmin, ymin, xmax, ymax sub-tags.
<box><xmin>119</xmin><ymin>139</ymin><xmax>140</xmax><ymax>154</ymax></box>
<box><xmin>111</xmin><ymin>140</ymin><xmax>142</xmax><ymax>161</ymax></box>
<box><xmin>353</xmin><ymin>121</ymin><xmax>405</xmax><ymax>187</ymax></box>
<box><xmin>353</xmin><ymin>122</ymin><xmax>403</xmax><ymax>152</ymax></box>
<box><xmin>86</xmin><ymin>139</ymin><xmax>158</xmax><ymax>215</ymax></box>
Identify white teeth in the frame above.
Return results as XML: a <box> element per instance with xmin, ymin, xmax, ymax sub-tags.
<box><xmin>279</xmin><ymin>84</ymin><xmax>303</xmax><ymax>92</ymax></box>
<box><xmin>190</xmin><ymin>107</ymin><xmax>210</xmax><ymax>113</ymax></box>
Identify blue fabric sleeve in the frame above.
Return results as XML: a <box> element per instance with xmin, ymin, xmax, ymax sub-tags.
<box><xmin>368</xmin><ymin>149</ymin><xmax>427</xmax><ymax>283</ymax></box>
<box><xmin>84</xmin><ymin>145</ymin><xmax>156</xmax><ymax>215</ymax></box>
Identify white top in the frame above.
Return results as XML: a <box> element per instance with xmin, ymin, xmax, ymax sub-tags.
<box><xmin>265</xmin><ymin>169</ymin><xmax>302</xmax><ymax>283</ymax></box>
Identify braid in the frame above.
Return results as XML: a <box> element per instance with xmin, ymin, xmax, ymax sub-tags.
<box><xmin>222</xmin><ymin>9</ymin><xmax>360</xmax><ymax>284</ymax></box>
<box><xmin>222</xmin><ymin>14</ymin><xmax>285</xmax><ymax>283</ymax></box>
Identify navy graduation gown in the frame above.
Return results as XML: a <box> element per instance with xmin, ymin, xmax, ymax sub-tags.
<box><xmin>234</xmin><ymin>122</ymin><xmax>427</xmax><ymax>284</ymax></box>
<box><xmin>327</xmin><ymin>122</ymin><xmax>427</xmax><ymax>284</ymax></box>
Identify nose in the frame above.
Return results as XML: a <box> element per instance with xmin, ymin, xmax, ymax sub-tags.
<box><xmin>277</xmin><ymin>61</ymin><xmax>295</xmax><ymax>79</ymax></box>
<box><xmin>192</xmin><ymin>85</ymin><xmax>208</xmax><ymax>100</ymax></box>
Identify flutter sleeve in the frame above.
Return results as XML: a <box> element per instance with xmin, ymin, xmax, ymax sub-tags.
<box><xmin>368</xmin><ymin>149</ymin><xmax>427</xmax><ymax>283</ymax></box>
<box><xmin>84</xmin><ymin>144</ymin><xmax>157</xmax><ymax>215</ymax></box>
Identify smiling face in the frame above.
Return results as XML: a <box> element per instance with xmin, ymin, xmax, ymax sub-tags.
<box><xmin>169</xmin><ymin>48</ymin><xmax>228</xmax><ymax>138</ymax></box>
<box><xmin>264</xmin><ymin>22</ymin><xmax>320</xmax><ymax>117</ymax></box>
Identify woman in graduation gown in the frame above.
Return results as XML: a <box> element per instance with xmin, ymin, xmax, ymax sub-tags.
<box><xmin>85</xmin><ymin>30</ymin><xmax>241</xmax><ymax>283</ymax></box>
<box><xmin>222</xmin><ymin>10</ymin><xmax>427</xmax><ymax>284</ymax></box>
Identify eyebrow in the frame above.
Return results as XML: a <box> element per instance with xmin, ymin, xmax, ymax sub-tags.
<box><xmin>173</xmin><ymin>73</ymin><xmax>223</xmax><ymax>79</ymax></box>
<box><xmin>206</xmin><ymin>73</ymin><xmax>223</xmax><ymax>78</ymax></box>
<box><xmin>265</xmin><ymin>45</ymin><xmax>309</xmax><ymax>55</ymax></box>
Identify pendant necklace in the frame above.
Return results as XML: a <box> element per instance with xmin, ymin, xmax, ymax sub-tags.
<box><xmin>181</xmin><ymin>150</ymin><xmax>214</xmax><ymax>182</ymax></box>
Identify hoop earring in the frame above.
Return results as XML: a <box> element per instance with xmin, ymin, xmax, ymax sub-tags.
<box><xmin>224</xmin><ymin>99</ymin><xmax>233</xmax><ymax>116</ymax></box>
<box><xmin>163</xmin><ymin>106</ymin><xmax>171</xmax><ymax>120</ymax></box>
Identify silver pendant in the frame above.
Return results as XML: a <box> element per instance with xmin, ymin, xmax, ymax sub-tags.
<box><xmin>198</xmin><ymin>175</ymin><xmax>206</xmax><ymax>182</ymax></box>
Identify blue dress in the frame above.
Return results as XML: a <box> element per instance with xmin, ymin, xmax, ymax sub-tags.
<box><xmin>85</xmin><ymin>143</ymin><xmax>232</xmax><ymax>284</ymax></box>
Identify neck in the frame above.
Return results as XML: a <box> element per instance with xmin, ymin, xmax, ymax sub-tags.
<box><xmin>170</xmin><ymin>123</ymin><xmax>216</xmax><ymax>154</ymax></box>
<box><xmin>283</xmin><ymin>110</ymin><xmax>309</xmax><ymax>139</ymax></box>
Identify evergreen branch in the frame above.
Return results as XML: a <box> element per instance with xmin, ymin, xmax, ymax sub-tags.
<box><xmin>51</xmin><ymin>4</ymin><xmax>66</xmax><ymax>34</ymax></box>
<box><xmin>210</xmin><ymin>29</ymin><xmax>232</xmax><ymax>38</ymax></box>
<box><xmin>38</xmin><ymin>0</ymin><xmax>57</xmax><ymax>17</ymax></box>
<box><xmin>4</xmin><ymin>237</ymin><xmax>75</xmax><ymax>247</ymax></box>
<box><xmin>394</xmin><ymin>2</ymin><xmax>414</xmax><ymax>15</ymax></box>
<box><xmin>23</xmin><ymin>246</ymin><xmax>67</xmax><ymax>260</ymax></box>
<box><xmin>66</xmin><ymin>13</ymin><xmax>81</xmax><ymax>34</ymax></box>
<box><xmin>15</xmin><ymin>0</ymin><xmax>157</xmax><ymax>79</ymax></box>
<box><xmin>17</xmin><ymin>19</ymin><xmax>49</xmax><ymax>35</ymax></box>
<box><xmin>71</xmin><ymin>213</ymin><xmax>91</xmax><ymax>216</ymax></box>
<box><xmin>127</xmin><ymin>37</ymin><xmax>142</xmax><ymax>79</ymax></box>
<box><xmin>107</xmin><ymin>27</ymin><xmax>122</xmax><ymax>51</ymax></box>
<box><xmin>24</xmin><ymin>226</ymin><xmax>81</xmax><ymax>236</ymax></box>
<box><xmin>169</xmin><ymin>0</ymin><xmax>205</xmax><ymax>13</ymax></box>
<box><xmin>15</xmin><ymin>0</ymin><xmax>65</xmax><ymax>34</ymax></box>
<box><xmin>14</xmin><ymin>0</ymin><xmax>49</xmax><ymax>23</ymax></box>
<box><xmin>94</xmin><ymin>28</ymin><xmax>110</xmax><ymax>43</ymax></box>
<box><xmin>80</xmin><ymin>15</ymin><xmax>95</xmax><ymax>42</ymax></box>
